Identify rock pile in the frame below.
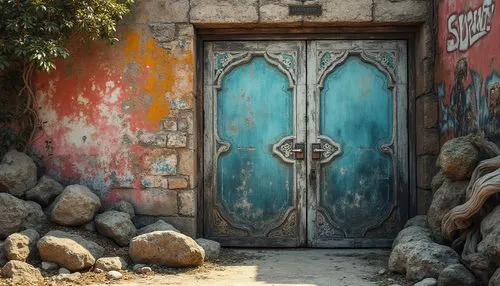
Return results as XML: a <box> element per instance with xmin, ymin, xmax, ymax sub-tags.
<box><xmin>389</xmin><ymin>134</ymin><xmax>500</xmax><ymax>285</ymax></box>
<box><xmin>0</xmin><ymin>149</ymin><xmax>221</xmax><ymax>283</ymax></box>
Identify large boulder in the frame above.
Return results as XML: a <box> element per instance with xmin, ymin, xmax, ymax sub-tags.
<box><xmin>438</xmin><ymin>136</ymin><xmax>479</xmax><ymax>181</ymax></box>
<box><xmin>25</xmin><ymin>175</ymin><xmax>63</xmax><ymax>207</ymax></box>
<box><xmin>109</xmin><ymin>200</ymin><xmax>135</xmax><ymax>218</ymax></box>
<box><xmin>437</xmin><ymin>263</ymin><xmax>476</xmax><ymax>286</ymax></box>
<box><xmin>0</xmin><ymin>150</ymin><xmax>37</xmax><ymax>197</ymax></box>
<box><xmin>481</xmin><ymin>205</ymin><xmax>500</xmax><ymax>238</ymax></box>
<box><xmin>389</xmin><ymin>240</ymin><xmax>460</xmax><ymax>281</ymax></box>
<box><xmin>37</xmin><ymin>230</ymin><xmax>104</xmax><ymax>271</ymax></box>
<box><xmin>1</xmin><ymin>260</ymin><xmax>44</xmax><ymax>285</ymax></box>
<box><xmin>0</xmin><ymin>193</ymin><xmax>46</xmax><ymax>239</ymax></box>
<box><xmin>94</xmin><ymin>257</ymin><xmax>128</xmax><ymax>271</ymax></box>
<box><xmin>404</xmin><ymin>215</ymin><xmax>428</xmax><ymax>228</ymax></box>
<box><xmin>50</xmin><ymin>185</ymin><xmax>101</xmax><ymax>226</ymax></box>
<box><xmin>427</xmin><ymin>180</ymin><xmax>468</xmax><ymax>242</ymax></box>
<box><xmin>490</xmin><ymin>268</ymin><xmax>500</xmax><ymax>286</ymax></box>
<box><xmin>129</xmin><ymin>231</ymin><xmax>205</xmax><ymax>267</ymax></box>
<box><xmin>137</xmin><ymin>219</ymin><xmax>179</xmax><ymax>235</ymax></box>
<box><xmin>95</xmin><ymin>211</ymin><xmax>136</xmax><ymax>246</ymax></box>
<box><xmin>196</xmin><ymin>238</ymin><xmax>221</xmax><ymax>261</ymax></box>
<box><xmin>478</xmin><ymin>229</ymin><xmax>500</xmax><ymax>263</ymax></box>
<box><xmin>392</xmin><ymin>226</ymin><xmax>432</xmax><ymax>248</ymax></box>
<box><xmin>4</xmin><ymin>229</ymin><xmax>40</xmax><ymax>262</ymax></box>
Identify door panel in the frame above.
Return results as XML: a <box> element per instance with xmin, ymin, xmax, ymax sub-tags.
<box><xmin>307</xmin><ymin>40</ymin><xmax>408</xmax><ymax>247</ymax></box>
<box><xmin>204</xmin><ymin>41</ymin><xmax>307</xmax><ymax>246</ymax></box>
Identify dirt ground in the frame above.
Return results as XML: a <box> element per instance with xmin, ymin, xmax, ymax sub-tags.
<box><xmin>90</xmin><ymin>249</ymin><xmax>409</xmax><ymax>286</ymax></box>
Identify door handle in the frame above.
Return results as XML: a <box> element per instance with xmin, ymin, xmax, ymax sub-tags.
<box><xmin>311</xmin><ymin>143</ymin><xmax>324</xmax><ymax>160</ymax></box>
<box><xmin>292</xmin><ymin>143</ymin><xmax>305</xmax><ymax>160</ymax></box>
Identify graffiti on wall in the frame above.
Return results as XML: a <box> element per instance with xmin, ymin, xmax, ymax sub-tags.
<box><xmin>437</xmin><ymin>0</ymin><xmax>500</xmax><ymax>143</ymax></box>
<box><xmin>446</xmin><ymin>0</ymin><xmax>495</xmax><ymax>52</ymax></box>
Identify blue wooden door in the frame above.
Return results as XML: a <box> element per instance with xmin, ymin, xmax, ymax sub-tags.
<box><xmin>203</xmin><ymin>41</ymin><xmax>307</xmax><ymax>246</ymax></box>
<box><xmin>204</xmin><ymin>40</ymin><xmax>408</xmax><ymax>247</ymax></box>
<box><xmin>307</xmin><ymin>40</ymin><xmax>408</xmax><ymax>247</ymax></box>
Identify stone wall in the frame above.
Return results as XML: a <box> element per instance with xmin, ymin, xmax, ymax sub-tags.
<box><xmin>32</xmin><ymin>0</ymin><xmax>436</xmax><ymax>236</ymax></box>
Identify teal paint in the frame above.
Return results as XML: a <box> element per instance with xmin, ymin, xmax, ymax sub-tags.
<box><xmin>217</xmin><ymin>57</ymin><xmax>294</xmax><ymax>232</ymax></box>
<box><xmin>320</xmin><ymin>56</ymin><xmax>393</xmax><ymax>236</ymax></box>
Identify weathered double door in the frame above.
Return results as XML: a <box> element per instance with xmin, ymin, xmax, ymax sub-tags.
<box><xmin>203</xmin><ymin>40</ymin><xmax>408</xmax><ymax>247</ymax></box>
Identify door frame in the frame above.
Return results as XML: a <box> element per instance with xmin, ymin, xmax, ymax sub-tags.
<box><xmin>195</xmin><ymin>27</ymin><xmax>419</xmax><ymax>245</ymax></box>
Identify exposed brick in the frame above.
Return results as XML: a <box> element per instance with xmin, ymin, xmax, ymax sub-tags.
<box><xmin>137</xmin><ymin>132</ymin><xmax>167</xmax><ymax>148</ymax></box>
<box><xmin>178</xmin><ymin>149</ymin><xmax>195</xmax><ymax>187</ymax></box>
<box><xmin>303</xmin><ymin>0</ymin><xmax>372</xmax><ymax>23</ymax></box>
<box><xmin>178</xmin><ymin>190</ymin><xmax>196</xmax><ymax>217</ymax></box>
<box><xmin>168</xmin><ymin>177</ymin><xmax>189</xmax><ymax>189</ymax></box>
<box><xmin>190</xmin><ymin>0</ymin><xmax>259</xmax><ymax>24</ymax></box>
<box><xmin>417</xmin><ymin>155</ymin><xmax>438</xmax><ymax>189</ymax></box>
<box><xmin>423</xmin><ymin>96</ymin><xmax>439</xmax><ymax>129</ymax></box>
<box><xmin>416</xmin><ymin>57</ymin><xmax>435</xmax><ymax>97</ymax></box>
<box><xmin>167</xmin><ymin>132</ymin><xmax>187</xmax><ymax>148</ymax></box>
<box><xmin>373</xmin><ymin>0</ymin><xmax>431</xmax><ymax>22</ymax></box>
<box><xmin>141</xmin><ymin>175</ymin><xmax>162</xmax><ymax>188</ymax></box>
<box><xmin>149</xmin><ymin>154</ymin><xmax>177</xmax><ymax>175</ymax></box>
<box><xmin>417</xmin><ymin>188</ymin><xmax>433</xmax><ymax>215</ymax></box>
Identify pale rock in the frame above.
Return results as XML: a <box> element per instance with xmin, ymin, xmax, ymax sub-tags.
<box><xmin>4</xmin><ymin>228</ymin><xmax>39</xmax><ymax>261</ymax></box>
<box><xmin>50</xmin><ymin>184</ymin><xmax>101</xmax><ymax>226</ymax></box>
<box><xmin>0</xmin><ymin>260</ymin><xmax>44</xmax><ymax>285</ymax></box>
<box><xmin>107</xmin><ymin>270</ymin><xmax>123</xmax><ymax>280</ymax></box>
<box><xmin>37</xmin><ymin>230</ymin><xmax>104</xmax><ymax>271</ymax></box>
<box><xmin>130</xmin><ymin>231</ymin><xmax>204</xmax><ymax>267</ymax></box>
<box><xmin>94</xmin><ymin>257</ymin><xmax>128</xmax><ymax>271</ymax></box>
<box><xmin>415</xmin><ymin>278</ymin><xmax>437</xmax><ymax>286</ymax></box>
<box><xmin>0</xmin><ymin>150</ymin><xmax>37</xmax><ymax>197</ymax></box>
<box><xmin>41</xmin><ymin>261</ymin><xmax>58</xmax><ymax>271</ymax></box>
<box><xmin>438</xmin><ymin>136</ymin><xmax>479</xmax><ymax>181</ymax></box>
<box><xmin>437</xmin><ymin>263</ymin><xmax>475</xmax><ymax>286</ymax></box>
<box><xmin>58</xmin><ymin>267</ymin><xmax>70</xmax><ymax>274</ymax></box>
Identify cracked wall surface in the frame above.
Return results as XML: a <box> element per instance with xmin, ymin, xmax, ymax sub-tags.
<box><xmin>33</xmin><ymin>0</ymin><xmax>435</xmax><ymax>236</ymax></box>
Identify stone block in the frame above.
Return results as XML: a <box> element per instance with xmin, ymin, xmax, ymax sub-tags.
<box><xmin>417</xmin><ymin>95</ymin><xmax>439</xmax><ymax>129</ymax></box>
<box><xmin>417</xmin><ymin>188</ymin><xmax>433</xmax><ymax>215</ymax></box>
<box><xmin>259</xmin><ymin>0</ymin><xmax>303</xmax><ymax>24</ymax></box>
<box><xmin>168</xmin><ymin>177</ymin><xmax>189</xmax><ymax>189</ymax></box>
<box><xmin>302</xmin><ymin>0</ymin><xmax>372</xmax><ymax>23</ymax></box>
<box><xmin>190</xmin><ymin>0</ymin><xmax>259</xmax><ymax>24</ymax></box>
<box><xmin>137</xmin><ymin>132</ymin><xmax>167</xmax><ymax>148</ymax></box>
<box><xmin>149</xmin><ymin>23</ymin><xmax>176</xmax><ymax>43</ymax></box>
<box><xmin>178</xmin><ymin>190</ymin><xmax>195</xmax><ymax>217</ymax></box>
<box><xmin>416</xmin><ymin>57</ymin><xmax>435</xmax><ymax>97</ymax></box>
<box><xmin>416</xmin><ymin>128</ymin><xmax>439</xmax><ymax>155</ymax></box>
<box><xmin>105</xmin><ymin>189</ymin><xmax>178</xmax><ymax>217</ymax></box>
<box><xmin>146</xmin><ymin>152</ymin><xmax>177</xmax><ymax>175</ymax></box>
<box><xmin>373</xmin><ymin>0</ymin><xmax>431</xmax><ymax>22</ymax></box>
<box><xmin>178</xmin><ymin>149</ymin><xmax>195</xmax><ymax>186</ymax></box>
<box><xmin>126</xmin><ymin>0</ymin><xmax>189</xmax><ymax>24</ymax></box>
<box><xmin>417</xmin><ymin>155</ymin><xmax>438</xmax><ymax>189</ymax></box>
<box><xmin>177</xmin><ymin>112</ymin><xmax>194</xmax><ymax>134</ymax></box>
<box><xmin>167</xmin><ymin>132</ymin><xmax>187</xmax><ymax>148</ymax></box>
<box><xmin>140</xmin><ymin>176</ymin><xmax>162</xmax><ymax>188</ymax></box>
<box><xmin>161</xmin><ymin>118</ymin><xmax>177</xmax><ymax>131</ymax></box>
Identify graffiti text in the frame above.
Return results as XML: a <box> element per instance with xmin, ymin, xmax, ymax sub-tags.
<box><xmin>447</xmin><ymin>0</ymin><xmax>496</xmax><ymax>52</ymax></box>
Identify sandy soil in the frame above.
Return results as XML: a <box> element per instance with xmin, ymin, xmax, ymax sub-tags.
<box><xmin>89</xmin><ymin>249</ymin><xmax>410</xmax><ymax>286</ymax></box>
